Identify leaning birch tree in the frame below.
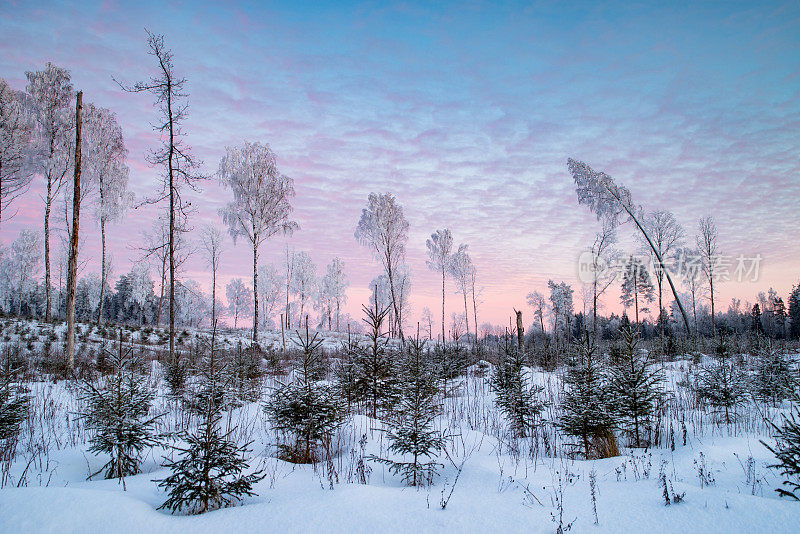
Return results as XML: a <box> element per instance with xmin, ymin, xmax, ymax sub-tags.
<box><xmin>567</xmin><ymin>158</ymin><xmax>691</xmax><ymax>335</ymax></box>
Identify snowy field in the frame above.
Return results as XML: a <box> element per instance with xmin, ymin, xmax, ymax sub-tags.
<box><xmin>0</xmin><ymin>319</ymin><xmax>799</xmax><ymax>533</ymax></box>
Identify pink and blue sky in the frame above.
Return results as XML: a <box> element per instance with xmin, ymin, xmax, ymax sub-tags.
<box><xmin>1</xmin><ymin>0</ymin><xmax>798</xmax><ymax>329</ymax></box>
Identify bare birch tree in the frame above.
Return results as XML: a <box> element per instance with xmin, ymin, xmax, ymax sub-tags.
<box><xmin>200</xmin><ymin>224</ymin><xmax>224</xmax><ymax>333</ymax></box>
<box><xmin>355</xmin><ymin>192</ymin><xmax>409</xmax><ymax>342</ymax></box>
<box><xmin>218</xmin><ymin>141</ymin><xmax>297</xmax><ymax>343</ymax></box>
<box><xmin>426</xmin><ymin>228</ymin><xmax>453</xmax><ymax>343</ymax></box>
<box><xmin>0</xmin><ymin>78</ymin><xmax>32</xmax><ymax>229</ymax></box>
<box><xmin>83</xmin><ymin>103</ymin><xmax>131</xmax><ymax>323</ymax></box>
<box><xmin>697</xmin><ymin>215</ymin><xmax>720</xmax><ymax>336</ymax></box>
<box><xmin>25</xmin><ymin>63</ymin><xmax>74</xmax><ymax>322</ymax></box>
<box><xmin>449</xmin><ymin>243</ymin><xmax>473</xmax><ymax>341</ymax></box>
<box><xmin>639</xmin><ymin>210</ymin><xmax>684</xmax><ymax>329</ymax></box>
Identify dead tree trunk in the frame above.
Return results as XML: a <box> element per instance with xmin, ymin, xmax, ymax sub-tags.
<box><xmin>515</xmin><ymin>309</ymin><xmax>524</xmax><ymax>352</ymax></box>
<box><xmin>66</xmin><ymin>91</ymin><xmax>82</xmax><ymax>372</ymax></box>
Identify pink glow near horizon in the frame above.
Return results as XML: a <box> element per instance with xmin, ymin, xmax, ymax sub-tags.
<box><xmin>1</xmin><ymin>1</ymin><xmax>798</xmax><ymax>332</ymax></box>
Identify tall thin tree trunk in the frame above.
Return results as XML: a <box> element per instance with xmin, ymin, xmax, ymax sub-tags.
<box><xmin>385</xmin><ymin>260</ymin><xmax>404</xmax><ymax>342</ymax></box>
<box><xmin>66</xmin><ymin>91</ymin><xmax>83</xmax><ymax>371</ymax></box>
<box><xmin>472</xmin><ymin>286</ymin><xmax>478</xmax><ymax>345</ymax></box>
<box><xmin>252</xmin><ymin>242</ymin><xmax>258</xmax><ymax>343</ymax></box>
<box><xmin>167</xmin><ymin>81</ymin><xmax>176</xmax><ymax>366</ymax></box>
<box><xmin>98</xmin><ymin>215</ymin><xmax>106</xmax><ymax>323</ymax></box>
<box><xmin>462</xmin><ymin>290</ymin><xmax>470</xmax><ymax>340</ymax></box>
<box><xmin>44</xmin><ymin>180</ymin><xmax>52</xmax><ymax>321</ymax></box>
<box><xmin>441</xmin><ymin>269</ymin><xmax>446</xmax><ymax>342</ymax></box>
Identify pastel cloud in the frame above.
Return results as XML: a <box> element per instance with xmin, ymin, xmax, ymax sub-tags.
<box><xmin>1</xmin><ymin>0</ymin><xmax>798</xmax><ymax>329</ymax></box>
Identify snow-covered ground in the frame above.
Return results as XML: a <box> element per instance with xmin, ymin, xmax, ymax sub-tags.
<box><xmin>0</xmin><ymin>319</ymin><xmax>798</xmax><ymax>533</ymax></box>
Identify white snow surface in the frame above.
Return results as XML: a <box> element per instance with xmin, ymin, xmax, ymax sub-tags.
<box><xmin>0</xmin><ymin>320</ymin><xmax>798</xmax><ymax>533</ymax></box>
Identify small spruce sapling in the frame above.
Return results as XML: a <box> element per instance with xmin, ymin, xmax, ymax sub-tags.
<box><xmin>352</xmin><ymin>300</ymin><xmax>397</xmax><ymax>419</ymax></box>
<box><xmin>371</xmin><ymin>336</ymin><xmax>445</xmax><ymax>486</ymax></box>
<box><xmin>265</xmin><ymin>325</ymin><xmax>345</xmax><ymax>463</ymax></box>
<box><xmin>490</xmin><ymin>331</ymin><xmax>544</xmax><ymax>438</ymax></box>
<box><xmin>157</xmin><ymin>321</ymin><xmax>264</xmax><ymax>514</ymax></box>
<box><xmin>763</xmin><ymin>391</ymin><xmax>800</xmax><ymax>500</ymax></box>
<box><xmin>695</xmin><ymin>338</ymin><xmax>747</xmax><ymax>424</ymax></box>
<box><xmin>557</xmin><ymin>333</ymin><xmax>618</xmax><ymax>459</ymax></box>
<box><xmin>609</xmin><ymin>327</ymin><xmax>664</xmax><ymax>447</ymax></box>
<box><xmin>79</xmin><ymin>331</ymin><xmax>161</xmax><ymax>484</ymax></box>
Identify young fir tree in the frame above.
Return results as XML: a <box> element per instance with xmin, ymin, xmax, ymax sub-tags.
<box><xmin>433</xmin><ymin>338</ymin><xmax>468</xmax><ymax>398</ymax></box>
<box><xmin>609</xmin><ymin>327</ymin><xmax>664</xmax><ymax>447</ymax></box>
<box><xmin>695</xmin><ymin>338</ymin><xmax>748</xmax><ymax>424</ymax></box>
<box><xmin>490</xmin><ymin>332</ymin><xmax>544</xmax><ymax>438</ymax></box>
<box><xmin>333</xmin><ymin>334</ymin><xmax>361</xmax><ymax>410</ymax></box>
<box><xmin>557</xmin><ymin>333</ymin><xmax>618</xmax><ymax>459</ymax></box>
<box><xmin>372</xmin><ymin>336</ymin><xmax>445</xmax><ymax>486</ymax></box>
<box><xmin>752</xmin><ymin>340</ymin><xmax>796</xmax><ymax>405</ymax></box>
<box><xmin>0</xmin><ymin>359</ymin><xmax>28</xmax><ymax>448</ymax></box>
<box><xmin>158</xmin><ymin>322</ymin><xmax>264</xmax><ymax>514</ymax></box>
<box><xmin>80</xmin><ymin>332</ymin><xmax>161</xmax><ymax>483</ymax></box>
<box><xmin>265</xmin><ymin>325</ymin><xmax>345</xmax><ymax>463</ymax></box>
<box><xmin>764</xmin><ymin>391</ymin><xmax>800</xmax><ymax>500</ymax></box>
<box><xmin>352</xmin><ymin>301</ymin><xmax>398</xmax><ymax>419</ymax></box>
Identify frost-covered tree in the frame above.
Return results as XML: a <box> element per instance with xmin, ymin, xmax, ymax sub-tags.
<box><xmin>120</xmin><ymin>31</ymin><xmax>206</xmax><ymax>365</ymax></box>
<box><xmin>83</xmin><ymin>103</ymin><xmax>131</xmax><ymax>322</ymax></box>
<box><xmin>557</xmin><ymin>335</ymin><xmax>618</xmax><ymax>459</ymax></box>
<box><xmin>129</xmin><ymin>264</ymin><xmax>153</xmax><ymax>325</ymax></box>
<box><xmin>226</xmin><ymin>278</ymin><xmax>252</xmax><ymax>329</ymax></box>
<box><xmin>10</xmin><ymin>229</ymin><xmax>42</xmax><ymax>316</ymax></box>
<box><xmin>420</xmin><ymin>307</ymin><xmax>434</xmax><ymax>340</ymax></box>
<box><xmin>372</xmin><ymin>337</ymin><xmax>444</xmax><ymax>486</ymax></box>
<box><xmin>290</xmin><ymin>251</ymin><xmax>317</xmax><ymax>327</ymax></box>
<box><xmin>265</xmin><ymin>327</ymin><xmax>345</xmax><ymax>463</ymax></box>
<box><xmin>620</xmin><ymin>255</ymin><xmax>655</xmax><ymax>325</ymax></box>
<box><xmin>449</xmin><ymin>244</ymin><xmax>473</xmax><ymax>340</ymax></box>
<box><xmin>426</xmin><ymin>229</ymin><xmax>453</xmax><ymax>342</ymax></box>
<box><xmin>26</xmin><ymin>63</ymin><xmax>74</xmax><ymax>322</ymax></box>
<box><xmin>80</xmin><ymin>334</ymin><xmax>161</xmax><ymax>483</ymax></box>
<box><xmin>527</xmin><ymin>290</ymin><xmax>548</xmax><ymax>340</ymax></box>
<box><xmin>491</xmin><ymin>334</ymin><xmax>545</xmax><ymax>438</ymax></box>
<box><xmin>319</xmin><ymin>257</ymin><xmax>348</xmax><ymax>331</ymax></box>
<box><xmin>610</xmin><ymin>327</ymin><xmax>664</xmax><ymax>447</ymax></box>
<box><xmin>256</xmin><ymin>263</ymin><xmax>281</xmax><ymax>329</ymax></box>
<box><xmin>0</xmin><ymin>78</ymin><xmax>32</xmax><ymax>229</ymax></box>
<box><xmin>639</xmin><ymin>210</ymin><xmax>684</xmax><ymax>327</ymax></box>
<box><xmin>218</xmin><ymin>141</ymin><xmax>298</xmax><ymax>342</ymax></box>
<box><xmin>548</xmin><ymin>280</ymin><xmax>574</xmax><ymax>346</ymax></box>
<box><xmin>587</xmin><ymin>222</ymin><xmax>618</xmax><ymax>338</ymax></box>
<box><xmin>697</xmin><ymin>216</ymin><xmax>720</xmax><ymax>335</ymax></box>
<box><xmin>200</xmin><ymin>225</ymin><xmax>224</xmax><ymax>331</ymax></box>
<box><xmin>355</xmin><ymin>192</ymin><xmax>409</xmax><ymax>341</ymax></box>
<box><xmin>568</xmin><ymin>158</ymin><xmax>691</xmax><ymax>334</ymax></box>
<box><xmin>176</xmin><ymin>280</ymin><xmax>209</xmax><ymax>329</ymax></box>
